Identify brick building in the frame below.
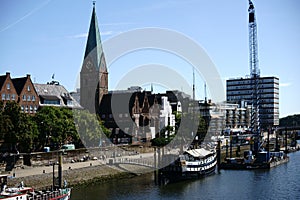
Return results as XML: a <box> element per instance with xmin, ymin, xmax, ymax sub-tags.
<box><xmin>0</xmin><ymin>72</ymin><xmax>39</xmax><ymax>114</ymax></box>
<box><xmin>12</xmin><ymin>74</ymin><xmax>39</xmax><ymax>114</ymax></box>
<box><xmin>0</xmin><ymin>72</ymin><xmax>18</xmax><ymax>104</ymax></box>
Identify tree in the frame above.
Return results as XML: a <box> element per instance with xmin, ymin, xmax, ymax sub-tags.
<box><xmin>73</xmin><ymin>109</ymin><xmax>110</xmax><ymax>148</ymax></box>
<box><xmin>195</xmin><ymin>115</ymin><xmax>208</xmax><ymax>146</ymax></box>
<box><xmin>17</xmin><ymin>114</ymin><xmax>38</xmax><ymax>153</ymax></box>
<box><xmin>0</xmin><ymin>101</ymin><xmax>13</xmax><ymax>141</ymax></box>
<box><xmin>2</xmin><ymin>101</ymin><xmax>22</xmax><ymax>152</ymax></box>
<box><xmin>34</xmin><ymin>107</ymin><xmax>80</xmax><ymax>151</ymax></box>
<box><xmin>279</xmin><ymin>114</ymin><xmax>300</xmax><ymax>127</ymax></box>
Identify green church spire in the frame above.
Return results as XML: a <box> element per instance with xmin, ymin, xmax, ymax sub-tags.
<box><xmin>80</xmin><ymin>2</ymin><xmax>108</xmax><ymax>114</ymax></box>
<box><xmin>83</xmin><ymin>2</ymin><xmax>104</xmax><ymax>70</ymax></box>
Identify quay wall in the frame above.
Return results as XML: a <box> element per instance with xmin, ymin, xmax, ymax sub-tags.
<box><xmin>1</xmin><ymin>146</ymin><xmax>154</xmax><ymax>171</ymax></box>
<box><xmin>7</xmin><ymin>164</ymin><xmax>143</xmax><ymax>190</ymax></box>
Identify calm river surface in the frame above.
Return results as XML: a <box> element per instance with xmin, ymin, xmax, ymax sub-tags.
<box><xmin>71</xmin><ymin>150</ymin><xmax>300</xmax><ymax>200</ymax></box>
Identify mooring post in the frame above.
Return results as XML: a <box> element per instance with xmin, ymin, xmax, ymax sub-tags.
<box><xmin>58</xmin><ymin>153</ymin><xmax>62</xmax><ymax>189</ymax></box>
<box><xmin>52</xmin><ymin>163</ymin><xmax>55</xmax><ymax>189</ymax></box>
<box><xmin>225</xmin><ymin>139</ymin><xmax>228</xmax><ymax>158</ymax></box>
<box><xmin>217</xmin><ymin>140</ymin><xmax>221</xmax><ymax>171</ymax></box>
<box><xmin>285</xmin><ymin>127</ymin><xmax>288</xmax><ymax>153</ymax></box>
<box><xmin>154</xmin><ymin>147</ymin><xmax>157</xmax><ymax>185</ymax></box>
<box><xmin>158</xmin><ymin>147</ymin><xmax>161</xmax><ymax>186</ymax></box>
<box><xmin>229</xmin><ymin>134</ymin><xmax>233</xmax><ymax>158</ymax></box>
<box><xmin>275</xmin><ymin>129</ymin><xmax>279</xmax><ymax>152</ymax></box>
<box><xmin>267</xmin><ymin>128</ymin><xmax>270</xmax><ymax>161</ymax></box>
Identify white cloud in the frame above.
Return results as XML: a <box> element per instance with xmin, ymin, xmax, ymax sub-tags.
<box><xmin>101</xmin><ymin>31</ymin><xmax>123</xmax><ymax>36</ymax></box>
<box><xmin>280</xmin><ymin>82</ymin><xmax>292</xmax><ymax>87</ymax></box>
<box><xmin>100</xmin><ymin>22</ymin><xmax>134</xmax><ymax>26</ymax></box>
<box><xmin>100</xmin><ymin>31</ymin><xmax>114</xmax><ymax>36</ymax></box>
<box><xmin>68</xmin><ymin>33</ymin><xmax>88</xmax><ymax>39</ymax></box>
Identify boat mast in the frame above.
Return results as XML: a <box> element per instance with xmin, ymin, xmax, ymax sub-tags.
<box><xmin>193</xmin><ymin>67</ymin><xmax>195</xmax><ymax>101</ymax></box>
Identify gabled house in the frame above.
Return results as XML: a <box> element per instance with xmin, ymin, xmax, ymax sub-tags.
<box><xmin>0</xmin><ymin>72</ymin><xmax>18</xmax><ymax>105</ymax></box>
<box><xmin>0</xmin><ymin>72</ymin><xmax>39</xmax><ymax>114</ymax></box>
<box><xmin>12</xmin><ymin>74</ymin><xmax>39</xmax><ymax>114</ymax></box>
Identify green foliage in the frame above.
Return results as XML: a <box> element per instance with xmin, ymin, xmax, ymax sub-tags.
<box><xmin>279</xmin><ymin>114</ymin><xmax>300</xmax><ymax>127</ymax></box>
<box><xmin>1</xmin><ymin>102</ymin><xmax>23</xmax><ymax>152</ymax></box>
<box><xmin>34</xmin><ymin>107</ymin><xmax>79</xmax><ymax>150</ymax></box>
<box><xmin>151</xmin><ymin>135</ymin><xmax>175</xmax><ymax>147</ymax></box>
<box><xmin>73</xmin><ymin>110</ymin><xmax>110</xmax><ymax>148</ymax></box>
<box><xmin>0</xmin><ymin>101</ymin><xmax>110</xmax><ymax>153</ymax></box>
<box><xmin>17</xmin><ymin>114</ymin><xmax>39</xmax><ymax>152</ymax></box>
<box><xmin>196</xmin><ymin>116</ymin><xmax>208</xmax><ymax>143</ymax></box>
<box><xmin>0</xmin><ymin>102</ymin><xmax>13</xmax><ymax>141</ymax></box>
<box><xmin>151</xmin><ymin>111</ymin><xmax>208</xmax><ymax>148</ymax></box>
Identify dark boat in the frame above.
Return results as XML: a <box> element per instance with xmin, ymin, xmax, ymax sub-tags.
<box><xmin>219</xmin><ymin>150</ymin><xmax>289</xmax><ymax>170</ymax></box>
<box><xmin>160</xmin><ymin>148</ymin><xmax>217</xmax><ymax>183</ymax></box>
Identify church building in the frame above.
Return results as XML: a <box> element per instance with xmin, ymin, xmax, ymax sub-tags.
<box><xmin>79</xmin><ymin>4</ymin><xmax>186</xmax><ymax>145</ymax></box>
<box><xmin>80</xmin><ymin>3</ymin><xmax>108</xmax><ymax>114</ymax></box>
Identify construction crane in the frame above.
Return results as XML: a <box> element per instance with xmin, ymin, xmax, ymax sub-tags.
<box><xmin>248</xmin><ymin>0</ymin><xmax>260</xmax><ymax>78</ymax></box>
<box><xmin>248</xmin><ymin>0</ymin><xmax>260</xmax><ymax>136</ymax></box>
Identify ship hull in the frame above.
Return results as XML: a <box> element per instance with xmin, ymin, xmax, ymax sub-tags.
<box><xmin>159</xmin><ymin>148</ymin><xmax>217</xmax><ymax>184</ymax></box>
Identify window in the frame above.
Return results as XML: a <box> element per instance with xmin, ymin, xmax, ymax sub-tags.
<box><xmin>27</xmin><ymin>85</ymin><xmax>30</xmax><ymax>91</ymax></box>
<box><xmin>12</xmin><ymin>94</ymin><xmax>16</xmax><ymax>100</ymax></box>
<box><xmin>6</xmin><ymin>94</ymin><xmax>10</xmax><ymax>100</ymax></box>
<box><xmin>67</xmin><ymin>100</ymin><xmax>73</xmax><ymax>106</ymax></box>
<box><xmin>25</xmin><ymin>106</ymin><xmax>28</xmax><ymax>113</ymax></box>
<box><xmin>27</xmin><ymin>95</ymin><xmax>31</xmax><ymax>101</ymax></box>
<box><xmin>21</xmin><ymin>106</ymin><xmax>24</xmax><ymax>111</ymax></box>
<box><xmin>23</xmin><ymin>95</ymin><xmax>26</xmax><ymax>101</ymax></box>
<box><xmin>2</xmin><ymin>94</ymin><xmax>5</xmax><ymax>100</ymax></box>
<box><xmin>32</xmin><ymin>95</ymin><xmax>36</xmax><ymax>101</ymax></box>
<box><xmin>7</xmin><ymin>83</ymin><xmax>10</xmax><ymax>90</ymax></box>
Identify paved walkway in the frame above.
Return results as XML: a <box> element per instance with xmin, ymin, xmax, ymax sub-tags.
<box><xmin>11</xmin><ymin>159</ymin><xmax>106</xmax><ymax>178</ymax></box>
<box><xmin>10</xmin><ymin>152</ymin><xmax>156</xmax><ymax>178</ymax></box>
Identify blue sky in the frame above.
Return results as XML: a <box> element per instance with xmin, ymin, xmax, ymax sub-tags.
<box><xmin>0</xmin><ymin>0</ymin><xmax>299</xmax><ymax>118</ymax></box>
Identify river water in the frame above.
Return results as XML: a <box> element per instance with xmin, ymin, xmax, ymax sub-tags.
<box><xmin>71</xmin><ymin>150</ymin><xmax>300</xmax><ymax>200</ymax></box>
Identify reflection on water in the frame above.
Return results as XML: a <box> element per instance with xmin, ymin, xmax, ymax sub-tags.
<box><xmin>72</xmin><ymin>151</ymin><xmax>300</xmax><ymax>200</ymax></box>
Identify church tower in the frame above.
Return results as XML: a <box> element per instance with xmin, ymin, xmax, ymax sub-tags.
<box><xmin>80</xmin><ymin>3</ymin><xmax>108</xmax><ymax>113</ymax></box>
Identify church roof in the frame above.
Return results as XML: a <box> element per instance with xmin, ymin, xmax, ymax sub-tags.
<box><xmin>11</xmin><ymin>77</ymin><xmax>27</xmax><ymax>95</ymax></box>
<box><xmin>83</xmin><ymin>4</ymin><xmax>104</xmax><ymax>70</ymax></box>
<box><xmin>0</xmin><ymin>75</ymin><xmax>7</xmax><ymax>90</ymax></box>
